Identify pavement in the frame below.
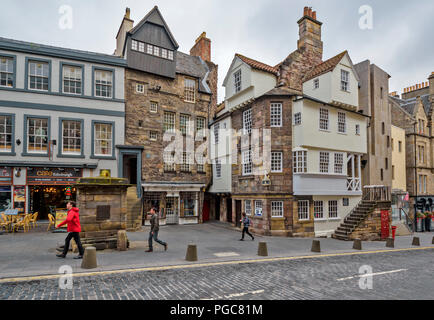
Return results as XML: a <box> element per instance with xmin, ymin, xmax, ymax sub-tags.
<box><xmin>0</xmin><ymin>220</ymin><xmax>433</xmax><ymax>281</ymax></box>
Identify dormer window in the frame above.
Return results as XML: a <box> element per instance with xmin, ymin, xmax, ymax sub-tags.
<box><xmin>314</xmin><ymin>78</ymin><xmax>319</xmax><ymax>89</ymax></box>
<box><xmin>131</xmin><ymin>40</ymin><xmax>138</xmax><ymax>51</ymax></box>
<box><xmin>234</xmin><ymin>69</ymin><xmax>241</xmax><ymax>93</ymax></box>
<box><xmin>341</xmin><ymin>70</ymin><xmax>349</xmax><ymax>92</ymax></box>
<box><xmin>162</xmin><ymin>49</ymin><xmax>168</xmax><ymax>59</ymax></box>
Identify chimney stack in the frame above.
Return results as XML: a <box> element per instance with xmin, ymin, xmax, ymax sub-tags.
<box><xmin>297</xmin><ymin>6</ymin><xmax>323</xmax><ymax>60</ymax></box>
<box><xmin>190</xmin><ymin>32</ymin><xmax>211</xmax><ymax>62</ymax></box>
<box><xmin>115</xmin><ymin>7</ymin><xmax>134</xmax><ymax>57</ymax></box>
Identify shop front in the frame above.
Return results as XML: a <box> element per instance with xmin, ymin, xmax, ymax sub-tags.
<box><xmin>27</xmin><ymin>167</ymin><xmax>82</xmax><ymax>220</ymax></box>
<box><xmin>0</xmin><ymin>167</ymin><xmax>13</xmax><ymax>212</ymax></box>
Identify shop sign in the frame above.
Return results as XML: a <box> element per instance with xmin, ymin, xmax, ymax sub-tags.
<box><xmin>0</xmin><ymin>167</ymin><xmax>12</xmax><ymax>185</ymax></box>
<box><xmin>55</xmin><ymin>210</ymin><xmax>68</xmax><ymax>228</ymax></box>
<box><xmin>13</xmin><ymin>186</ymin><xmax>26</xmax><ymax>214</ymax></box>
<box><xmin>27</xmin><ymin>167</ymin><xmax>82</xmax><ymax>185</ymax></box>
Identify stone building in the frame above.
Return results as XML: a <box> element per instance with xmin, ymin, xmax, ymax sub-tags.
<box><xmin>389</xmin><ymin>72</ymin><xmax>434</xmax><ymax>217</ymax></box>
<box><xmin>354</xmin><ymin>61</ymin><xmax>392</xmax><ymax>190</ymax></box>
<box><xmin>115</xmin><ymin>6</ymin><xmax>218</xmax><ymax>225</ymax></box>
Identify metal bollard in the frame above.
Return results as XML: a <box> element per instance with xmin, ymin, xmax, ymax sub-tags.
<box><xmin>257</xmin><ymin>242</ymin><xmax>268</xmax><ymax>257</ymax></box>
<box><xmin>185</xmin><ymin>243</ymin><xmax>198</xmax><ymax>261</ymax></box>
<box><xmin>412</xmin><ymin>237</ymin><xmax>420</xmax><ymax>246</ymax></box>
<box><xmin>81</xmin><ymin>246</ymin><xmax>97</xmax><ymax>269</ymax></box>
<box><xmin>311</xmin><ymin>240</ymin><xmax>321</xmax><ymax>253</ymax></box>
<box><xmin>353</xmin><ymin>239</ymin><xmax>362</xmax><ymax>250</ymax></box>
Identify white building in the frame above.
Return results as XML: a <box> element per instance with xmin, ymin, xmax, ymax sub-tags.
<box><xmin>292</xmin><ymin>51</ymin><xmax>369</xmax><ymax>237</ymax></box>
<box><xmin>208</xmin><ymin>53</ymin><xmax>278</xmax><ymax>222</ymax></box>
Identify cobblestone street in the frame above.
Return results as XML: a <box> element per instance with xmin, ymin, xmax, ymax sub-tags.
<box><xmin>1</xmin><ymin>248</ymin><xmax>433</xmax><ymax>300</ymax></box>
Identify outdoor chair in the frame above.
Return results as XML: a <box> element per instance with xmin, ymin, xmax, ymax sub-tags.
<box><xmin>47</xmin><ymin>214</ymin><xmax>55</xmax><ymax>232</ymax></box>
<box><xmin>0</xmin><ymin>213</ymin><xmax>12</xmax><ymax>232</ymax></box>
<box><xmin>13</xmin><ymin>215</ymin><xmax>30</xmax><ymax>233</ymax></box>
<box><xmin>29</xmin><ymin>212</ymin><xmax>38</xmax><ymax>229</ymax></box>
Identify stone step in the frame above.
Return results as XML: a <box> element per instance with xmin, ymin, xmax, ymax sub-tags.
<box><xmin>337</xmin><ymin>227</ymin><xmax>351</xmax><ymax>233</ymax></box>
<box><xmin>332</xmin><ymin>234</ymin><xmax>350</xmax><ymax>241</ymax></box>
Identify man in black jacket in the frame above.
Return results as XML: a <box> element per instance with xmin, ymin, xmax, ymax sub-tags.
<box><xmin>239</xmin><ymin>212</ymin><xmax>254</xmax><ymax>241</ymax></box>
<box><xmin>146</xmin><ymin>207</ymin><xmax>168</xmax><ymax>252</ymax></box>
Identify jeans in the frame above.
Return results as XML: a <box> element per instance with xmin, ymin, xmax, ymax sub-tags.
<box><xmin>242</xmin><ymin>227</ymin><xmax>254</xmax><ymax>240</ymax></box>
<box><xmin>62</xmin><ymin>232</ymin><xmax>84</xmax><ymax>256</ymax></box>
<box><xmin>148</xmin><ymin>230</ymin><xmax>166</xmax><ymax>249</ymax></box>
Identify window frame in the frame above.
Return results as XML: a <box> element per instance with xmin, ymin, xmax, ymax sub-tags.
<box><xmin>92</xmin><ymin>67</ymin><xmax>115</xmax><ymax>99</ymax></box>
<box><xmin>254</xmin><ymin>200</ymin><xmax>263</xmax><ymax>216</ymax></box>
<box><xmin>0</xmin><ymin>54</ymin><xmax>16</xmax><ymax>88</ymax></box>
<box><xmin>319</xmin><ymin>108</ymin><xmax>329</xmax><ymax>131</ymax></box>
<box><xmin>245</xmin><ymin>200</ymin><xmax>252</xmax><ymax>216</ymax></box>
<box><xmin>0</xmin><ymin>113</ymin><xmax>15</xmax><ymax>155</ymax></box>
<box><xmin>234</xmin><ymin>69</ymin><xmax>241</xmax><ymax>93</ymax></box>
<box><xmin>242</xmin><ymin>148</ymin><xmax>252</xmax><ymax>176</ymax></box>
<box><xmin>313</xmin><ymin>78</ymin><xmax>319</xmax><ymax>89</ymax></box>
<box><xmin>163</xmin><ymin>111</ymin><xmax>176</xmax><ymax>133</ymax></box>
<box><xmin>180</xmin><ymin>114</ymin><xmax>192</xmax><ymax>136</ymax></box>
<box><xmin>298</xmin><ymin>200</ymin><xmax>309</xmax><ymax>221</ymax></box>
<box><xmin>293</xmin><ymin>150</ymin><xmax>307</xmax><ymax>173</ymax></box>
<box><xmin>22</xmin><ymin>114</ymin><xmax>51</xmax><ymax>157</ymax></box>
<box><xmin>58</xmin><ymin>117</ymin><xmax>84</xmax><ymax>158</ymax></box>
<box><xmin>163</xmin><ymin>151</ymin><xmax>175</xmax><ymax>172</ymax></box>
<box><xmin>180</xmin><ymin>152</ymin><xmax>192</xmax><ymax>172</ymax></box>
<box><xmin>328</xmin><ymin>200</ymin><xmax>338</xmax><ymax>218</ymax></box>
<box><xmin>184</xmin><ymin>78</ymin><xmax>196</xmax><ymax>103</ymax></box>
<box><xmin>334</xmin><ymin>153</ymin><xmax>344</xmax><ymax>174</ymax></box>
<box><xmin>243</xmin><ymin>108</ymin><xmax>252</xmax><ymax>135</ymax></box>
<box><xmin>341</xmin><ymin>69</ymin><xmax>350</xmax><ymax>92</ymax></box>
<box><xmin>213</xmin><ymin>122</ymin><xmax>220</xmax><ymax>144</ymax></box>
<box><xmin>60</xmin><ymin>62</ymin><xmax>84</xmax><ymax>96</ymax></box>
<box><xmin>314</xmin><ymin>200</ymin><xmax>324</xmax><ymax>220</ymax></box>
<box><xmin>337</xmin><ymin>112</ymin><xmax>346</xmax><ymax>134</ymax></box>
<box><xmin>150</xmin><ymin>101</ymin><xmax>158</xmax><ymax>113</ymax></box>
<box><xmin>270</xmin><ymin>102</ymin><xmax>282</xmax><ymax>127</ymax></box>
<box><xmin>25</xmin><ymin>57</ymin><xmax>51</xmax><ymax>92</ymax></box>
<box><xmin>271</xmin><ymin>151</ymin><xmax>283</xmax><ymax>173</ymax></box>
<box><xmin>91</xmin><ymin>120</ymin><xmax>115</xmax><ymax>159</ymax></box>
<box><xmin>294</xmin><ymin>112</ymin><xmax>302</xmax><ymax>125</ymax></box>
<box><xmin>215</xmin><ymin>159</ymin><xmax>222</xmax><ymax>178</ymax></box>
<box><xmin>319</xmin><ymin>151</ymin><xmax>330</xmax><ymax>173</ymax></box>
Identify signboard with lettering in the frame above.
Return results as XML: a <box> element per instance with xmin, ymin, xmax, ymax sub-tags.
<box><xmin>0</xmin><ymin>167</ymin><xmax>12</xmax><ymax>185</ymax></box>
<box><xmin>27</xmin><ymin>168</ymin><xmax>82</xmax><ymax>185</ymax></box>
<box><xmin>381</xmin><ymin>210</ymin><xmax>390</xmax><ymax>239</ymax></box>
<box><xmin>13</xmin><ymin>186</ymin><xmax>26</xmax><ymax>214</ymax></box>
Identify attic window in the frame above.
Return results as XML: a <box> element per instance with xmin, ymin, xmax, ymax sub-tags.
<box><xmin>234</xmin><ymin>70</ymin><xmax>241</xmax><ymax>93</ymax></box>
<box><xmin>139</xmin><ymin>42</ymin><xmax>145</xmax><ymax>52</ymax></box>
<box><xmin>168</xmin><ymin>51</ymin><xmax>173</xmax><ymax>60</ymax></box>
<box><xmin>147</xmin><ymin>44</ymin><xmax>153</xmax><ymax>55</ymax></box>
<box><xmin>162</xmin><ymin>49</ymin><xmax>168</xmax><ymax>59</ymax></box>
<box><xmin>341</xmin><ymin>70</ymin><xmax>349</xmax><ymax>92</ymax></box>
<box><xmin>153</xmin><ymin>46</ymin><xmax>159</xmax><ymax>56</ymax></box>
<box><xmin>131</xmin><ymin>40</ymin><xmax>138</xmax><ymax>51</ymax></box>
<box><xmin>314</xmin><ymin>78</ymin><xmax>319</xmax><ymax>89</ymax></box>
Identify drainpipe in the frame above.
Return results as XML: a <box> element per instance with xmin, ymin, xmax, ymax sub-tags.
<box><xmin>413</xmin><ymin>122</ymin><xmax>417</xmax><ymax>232</ymax></box>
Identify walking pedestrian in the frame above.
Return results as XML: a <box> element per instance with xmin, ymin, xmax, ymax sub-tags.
<box><xmin>146</xmin><ymin>207</ymin><xmax>168</xmax><ymax>252</ymax></box>
<box><xmin>239</xmin><ymin>212</ymin><xmax>254</xmax><ymax>241</ymax></box>
<box><xmin>56</xmin><ymin>201</ymin><xmax>84</xmax><ymax>259</ymax></box>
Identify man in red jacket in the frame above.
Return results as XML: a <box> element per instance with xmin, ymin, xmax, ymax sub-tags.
<box><xmin>56</xmin><ymin>201</ymin><xmax>84</xmax><ymax>259</ymax></box>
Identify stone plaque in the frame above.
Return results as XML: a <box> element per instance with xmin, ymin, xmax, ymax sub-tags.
<box><xmin>96</xmin><ymin>205</ymin><xmax>111</xmax><ymax>221</ymax></box>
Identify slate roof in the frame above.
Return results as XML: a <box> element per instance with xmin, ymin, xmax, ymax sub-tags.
<box><xmin>421</xmin><ymin>95</ymin><xmax>431</xmax><ymax>115</ymax></box>
<box><xmin>176</xmin><ymin>51</ymin><xmax>211</xmax><ymax>94</ymax></box>
<box><xmin>392</xmin><ymin>94</ymin><xmax>431</xmax><ymax>116</ymax></box>
<box><xmin>303</xmin><ymin>51</ymin><xmax>347</xmax><ymax>82</ymax></box>
<box><xmin>235</xmin><ymin>54</ymin><xmax>279</xmax><ymax>76</ymax></box>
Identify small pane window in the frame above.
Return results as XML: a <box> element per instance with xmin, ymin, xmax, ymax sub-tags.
<box><xmin>245</xmin><ymin>200</ymin><xmax>252</xmax><ymax>216</ymax></box>
<box><xmin>163</xmin><ymin>112</ymin><xmax>175</xmax><ymax>133</ymax></box>
<box><xmin>131</xmin><ymin>40</ymin><xmax>138</xmax><ymax>51</ymax></box>
<box><xmin>314</xmin><ymin>201</ymin><xmax>323</xmax><ymax>219</ymax></box>
<box><xmin>294</xmin><ymin>112</ymin><xmax>302</xmax><ymax>125</ymax></box>
<box><xmin>334</xmin><ymin>153</ymin><xmax>343</xmax><ymax>174</ymax></box>
<box><xmin>271</xmin><ymin>152</ymin><xmax>283</xmax><ymax>173</ymax></box>
<box><xmin>271</xmin><ymin>201</ymin><xmax>283</xmax><ymax>217</ymax></box>
<box><xmin>0</xmin><ymin>115</ymin><xmax>13</xmax><ymax>152</ymax></box>
<box><xmin>319</xmin><ymin>108</ymin><xmax>329</xmax><ymax>130</ymax></box>
<box><xmin>338</xmin><ymin>112</ymin><xmax>346</xmax><ymax>133</ymax></box>
<box><xmin>314</xmin><ymin>78</ymin><xmax>319</xmax><ymax>89</ymax></box>
<box><xmin>27</xmin><ymin>117</ymin><xmax>48</xmax><ymax>153</ymax></box>
<box><xmin>62</xmin><ymin>120</ymin><xmax>81</xmax><ymax>154</ymax></box>
<box><xmin>298</xmin><ymin>200</ymin><xmax>309</xmax><ymax>220</ymax></box>
<box><xmin>328</xmin><ymin>200</ymin><xmax>338</xmax><ymax>218</ymax></box>
<box><xmin>94</xmin><ymin>123</ymin><xmax>112</xmax><ymax>156</ymax></box>
<box><xmin>161</xmin><ymin>49</ymin><xmax>168</xmax><ymax>59</ymax></box>
<box><xmin>139</xmin><ymin>42</ymin><xmax>145</xmax><ymax>52</ymax></box>
<box><xmin>184</xmin><ymin>78</ymin><xmax>196</xmax><ymax>103</ymax></box>
<box><xmin>234</xmin><ymin>69</ymin><xmax>241</xmax><ymax>93</ymax></box>
<box><xmin>29</xmin><ymin>61</ymin><xmax>49</xmax><ymax>91</ymax></box>
<box><xmin>136</xmin><ymin>83</ymin><xmax>144</xmax><ymax>93</ymax></box>
<box><xmin>243</xmin><ymin>109</ymin><xmax>252</xmax><ymax>135</ymax></box>
<box><xmin>215</xmin><ymin>159</ymin><xmax>221</xmax><ymax>178</ymax></box>
<box><xmin>168</xmin><ymin>51</ymin><xmax>174</xmax><ymax>60</ymax></box>
<box><xmin>0</xmin><ymin>57</ymin><xmax>14</xmax><ymax>87</ymax></box>
<box><xmin>94</xmin><ymin>70</ymin><xmax>112</xmax><ymax>98</ymax></box>
<box><xmin>150</xmin><ymin>102</ymin><xmax>158</xmax><ymax>113</ymax></box>
<box><xmin>149</xmin><ymin>131</ymin><xmax>158</xmax><ymax>141</ymax></box>
<box><xmin>63</xmin><ymin>66</ymin><xmax>82</xmax><ymax>95</ymax></box>
<box><xmin>341</xmin><ymin>70</ymin><xmax>349</xmax><ymax>91</ymax></box>
<box><xmin>319</xmin><ymin>152</ymin><xmax>329</xmax><ymax>173</ymax></box>
<box><xmin>270</xmin><ymin>103</ymin><xmax>282</xmax><ymax>127</ymax></box>
<box><xmin>153</xmin><ymin>46</ymin><xmax>159</xmax><ymax>56</ymax></box>
<box><xmin>242</xmin><ymin>149</ymin><xmax>252</xmax><ymax>175</ymax></box>
<box><xmin>147</xmin><ymin>44</ymin><xmax>153</xmax><ymax>55</ymax></box>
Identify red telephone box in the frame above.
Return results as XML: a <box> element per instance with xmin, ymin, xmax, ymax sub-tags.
<box><xmin>381</xmin><ymin>210</ymin><xmax>390</xmax><ymax>239</ymax></box>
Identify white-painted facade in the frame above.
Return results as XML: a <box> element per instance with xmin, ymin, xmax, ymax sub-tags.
<box><xmin>294</xmin><ymin>51</ymin><xmax>368</xmax><ymax>237</ymax></box>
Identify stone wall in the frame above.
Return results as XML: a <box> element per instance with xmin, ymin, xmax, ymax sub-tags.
<box><xmin>349</xmin><ymin>201</ymin><xmax>392</xmax><ymax>241</ymax></box>
<box><xmin>126</xmin><ymin>186</ymin><xmax>142</xmax><ymax>231</ymax></box>
<box><xmin>77</xmin><ymin>183</ymin><xmax>129</xmax><ymax>249</ymax></box>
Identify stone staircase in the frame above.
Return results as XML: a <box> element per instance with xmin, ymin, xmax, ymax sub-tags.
<box><xmin>126</xmin><ymin>187</ymin><xmax>142</xmax><ymax>231</ymax></box>
<box><xmin>332</xmin><ymin>200</ymin><xmax>377</xmax><ymax>241</ymax></box>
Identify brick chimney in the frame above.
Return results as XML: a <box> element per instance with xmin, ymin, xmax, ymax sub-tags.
<box><xmin>297</xmin><ymin>6</ymin><xmax>323</xmax><ymax>60</ymax></box>
<box><xmin>115</xmin><ymin>7</ymin><xmax>134</xmax><ymax>57</ymax></box>
<box><xmin>190</xmin><ymin>32</ymin><xmax>211</xmax><ymax>62</ymax></box>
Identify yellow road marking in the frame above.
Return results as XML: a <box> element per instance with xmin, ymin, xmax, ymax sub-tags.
<box><xmin>0</xmin><ymin>246</ymin><xmax>433</xmax><ymax>284</ymax></box>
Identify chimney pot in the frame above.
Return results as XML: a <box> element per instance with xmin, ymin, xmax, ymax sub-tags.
<box><xmin>304</xmin><ymin>7</ymin><xmax>309</xmax><ymax>16</ymax></box>
<box><xmin>125</xmin><ymin>7</ymin><xmax>130</xmax><ymax>19</ymax></box>
<box><xmin>308</xmin><ymin>7</ymin><xmax>313</xmax><ymax>17</ymax></box>
<box><xmin>312</xmin><ymin>11</ymin><xmax>317</xmax><ymax>19</ymax></box>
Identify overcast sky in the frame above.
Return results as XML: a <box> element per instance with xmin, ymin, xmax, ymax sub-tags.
<box><xmin>1</xmin><ymin>0</ymin><xmax>433</xmax><ymax>103</ymax></box>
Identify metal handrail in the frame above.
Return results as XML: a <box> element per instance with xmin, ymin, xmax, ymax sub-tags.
<box><xmin>399</xmin><ymin>207</ymin><xmax>415</xmax><ymax>233</ymax></box>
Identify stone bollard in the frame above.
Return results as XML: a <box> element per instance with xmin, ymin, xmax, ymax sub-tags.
<box><xmin>412</xmin><ymin>237</ymin><xmax>420</xmax><ymax>246</ymax></box>
<box><xmin>81</xmin><ymin>246</ymin><xmax>98</xmax><ymax>269</ymax></box>
<box><xmin>311</xmin><ymin>240</ymin><xmax>321</xmax><ymax>253</ymax></box>
<box><xmin>386</xmin><ymin>237</ymin><xmax>394</xmax><ymax>248</ymax></box>
<box><xmin>257</xmin><ymin>242</ymin><xmax>268</xmax><ymax>257</ymax></box>
<box><xmin>353</xmin><ymin>239</ymin><xmax>362</xmax><ymax>250</ymax></box>
<box><xmin>185</xmin><ymin>244</ymin><xmax>198</xmax><ymax>262</ymax></box>
<box><xmin>117</xmin><ymin>230</ymin><xmax>127</xmax><ymax>251</ymax></box>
